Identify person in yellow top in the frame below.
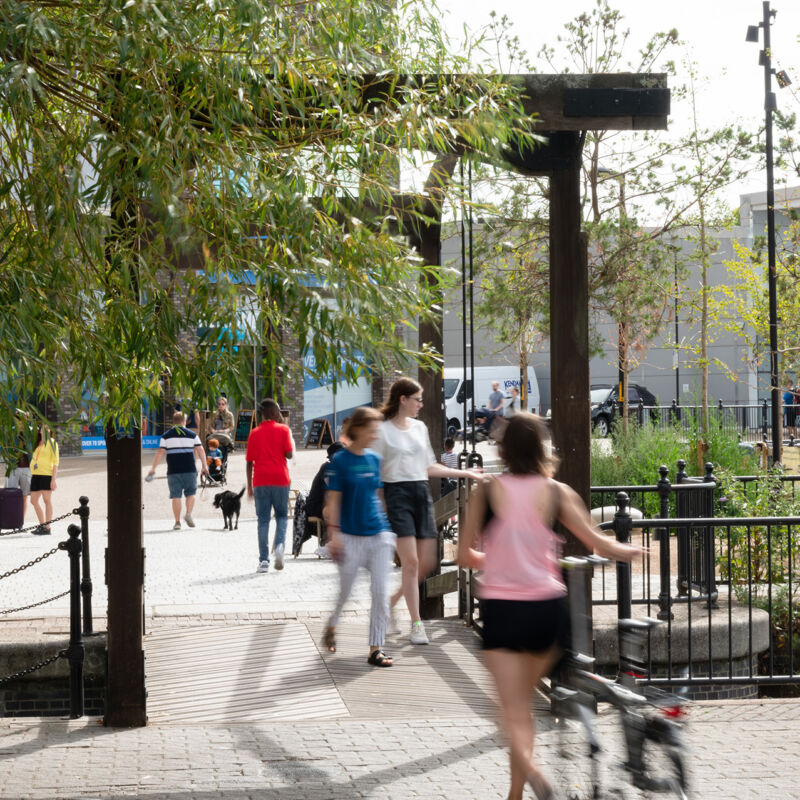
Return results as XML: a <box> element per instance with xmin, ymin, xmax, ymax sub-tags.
<box><xmin>30</xmin><ymin>425</ymin><xmax>59</xmax><ymax>536</ymax></box>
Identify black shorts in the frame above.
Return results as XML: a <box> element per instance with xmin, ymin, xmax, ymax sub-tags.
<box><xmin>383</xmin><ymin>481</ymin><xmax>437</xmax><ymax>539</ymax></box>
<box><xmin>30</xmin><ymin>475</ymin><xmax>52</xmax><ymax>492</ymax></box>
<box><xmin>481</xmin><ymin>596</ymin><xmax>570</xmax><ymax>654</ymax></box>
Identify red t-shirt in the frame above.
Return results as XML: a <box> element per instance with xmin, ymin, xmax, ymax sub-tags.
<box><xmin>246</xmin><ymin>420</ymin><xmax>293</xmax><ymax>487</ymax></box>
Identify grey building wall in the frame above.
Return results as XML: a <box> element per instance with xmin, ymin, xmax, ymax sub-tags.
<box><xmin>440</xmin><ymin>187</ymin><xmax>799</xmax><ymax>413</ymax></box>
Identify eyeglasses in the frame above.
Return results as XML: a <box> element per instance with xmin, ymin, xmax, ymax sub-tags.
<box><xmin>408</xmin><ymin>396</ymin><xmax>423</xmax><ymax>404</ymax></box>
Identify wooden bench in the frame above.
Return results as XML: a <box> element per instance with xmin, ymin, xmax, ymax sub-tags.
<box><xmin>433</xmin><ymin>489</ymin><xmax>458</xmax><ymax>529</ymax></box>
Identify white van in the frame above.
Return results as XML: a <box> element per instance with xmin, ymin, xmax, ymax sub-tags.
<box><xmin>443</xmin><ymin>365</ymin><xmax>540</xmax><ymax>436</ymax></box>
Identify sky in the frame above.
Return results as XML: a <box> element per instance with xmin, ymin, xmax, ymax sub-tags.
<box><xmin>435</xmin><ymin>0</ymin><xmax>800</xmax><ymax>204</ymax></box>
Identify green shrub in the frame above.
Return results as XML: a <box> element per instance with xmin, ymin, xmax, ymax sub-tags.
<box><xmin>590</xmin><ymin>417</ymin><xmax>759</xmax><ymax>491</ymax></box>
<box><xmin>715</xmin><ymin>469</ymin><xmax>800</xmax><ymax>693</ymax></box>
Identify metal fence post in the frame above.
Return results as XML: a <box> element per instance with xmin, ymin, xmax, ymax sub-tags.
<box><xmin>702</xmin><ymin>463</ymin><xmax>719</xmax><ymax>608</ymax></box>
<box><xmin>75</xmin><ymin>496</ymin><xmax>94</xmax><ymax>636</ymax></box>
<box><xmin>638</xmin><ymin>399</ymin><xmax>645</xmax><ymax>427</ymax></box>
<box><xmin>675</xmin><ymin>459</ymin><xmax>689</xmax><ymax>595</ymax></box>
<box><xmin>656</xmin><ymin>466</ymin><xmax>674</xmax><ymax>620</ymax></box>
<box><xmin>59</xmin><ymin>524</ymin><xmax>84</xmax><ymax>718</ymax></box>
<box><xmin>614</xmin><ymin>492</ymin><xmax>633</xmax><ymax>621</ymax></box>
<box><xmin>467</xmin><ymin>451</ymin><xmax>483</xmax><ymax>469</ymax></box>
<box><xmin>762</xmin><ymin>397</ymin><xmax>769</xmax><ymax>442</ymax></box>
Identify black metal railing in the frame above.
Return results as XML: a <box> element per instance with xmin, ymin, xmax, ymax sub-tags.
<box><xmin>0</xmin><ymin>499</ymin><xmax>95</xmax><ymax>717</ymax></box>
<box><xmin>591</xmin><ymin>462</ymin><xmax>717</xmax><ymax>605</ymax></box>
<box><xmin>457</xmin><ymin>471</ymin><xmax>800</xmax><ymax>690</ymax></box>
<box><xmin>625</xmin><ymin>397</ymin><xmax>800</xmax><ymax>445</ymax></box>
<box><xmin>606</xmin><ymin>493</ymin><xmax>800</xmax><ymax>689</ymax></box>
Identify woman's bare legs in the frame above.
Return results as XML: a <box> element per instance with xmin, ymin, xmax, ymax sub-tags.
<box><xmin>390</xmin><ymin>536</ymin><xmax>420</xmax><ymax>621</ymax></box>
<box><xmin>41</xmin><ymin>489</ymin><xmax>53</xmax><ymax>528</ymax></box>
<box><xmin>484</xmin><ymin>647</ymin><xmax>559</xmax><ymax>800</ymax></box>
<box><xmin>30</xmin><ymin>490</ymin><xmax>46</xmax><ymax>526</ymax></box>
<box><xmin>416</xmin><ymin>537</ymin><xmax>438</xmax><ymax>584</ymax></box>
<box><xmin>390</xmin><ymin>538</ymin><xmax>438</xmax><ymax>622</ymax></box>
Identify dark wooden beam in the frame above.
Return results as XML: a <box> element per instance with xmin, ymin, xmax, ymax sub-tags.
<box><xmin>357</xmin><ymin>72</ymin><xmax>669</xmax><ymax>134</ymax></box>
<box><xmin>513</xmin><ymin>72</ymin><xmax>669</xmax><ymax>131</ymax></box>
<box><xmin>549</xmin><ymin>133</ymin><xmax>591</xmax><ymax>556</ymax></box>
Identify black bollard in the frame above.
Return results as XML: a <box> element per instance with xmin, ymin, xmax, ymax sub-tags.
<box><xmin>59</xmin><ymin>524</ymin><xmax>84</xmax><ymax>718</ymax></box>
<box><xmin>614</xmin><ymin>492</ymin><xmax>633</xmax><ymax>621</ymax></box>
<box><xmin>75</xmin><ymin>496</ymin><xmax>95</xmax><ymax>636</ymax></box>
<box><xmin>702</xmin><ymin>464</ymin><xmax>718</xmax><ymax>609</ymax></box>
<box><xmin>675</xmin><ymin>459</ymin><xmax>689</xmax><ymax>596</ymax></box>
<box><xmin>656</xmin><ymin>466</ymin><xmax>674</xmax><ymax>621</ymax></box>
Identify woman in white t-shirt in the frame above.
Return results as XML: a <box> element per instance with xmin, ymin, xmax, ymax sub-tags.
<box><xmin>374</xmin><ymin>377</ymin><xmax>483</xmax><ymax>645</ymax></box>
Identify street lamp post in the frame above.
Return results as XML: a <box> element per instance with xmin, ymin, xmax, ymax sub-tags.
<box><xmin>674</xmin><ymin>252</ymin><xmax>680</xmax><ymax>404</ymax></box>
<box><xmin>598</xmin><ymin>167</ymin><xmax>627</xmax><ymax>413</ymax></box>
<box><xmin>747</xmin><ymin>1</ymin><xmax>788</xmax><ymax>465</ymax></box>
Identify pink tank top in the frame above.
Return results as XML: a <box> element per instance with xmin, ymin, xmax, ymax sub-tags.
<box><xmin>477</xmin><ymin>474</ymin><xmax>566</xmax><ymax>601</ymax></box>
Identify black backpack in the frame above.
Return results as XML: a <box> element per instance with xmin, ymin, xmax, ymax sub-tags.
<box><xmin>292</xmin><ymin>491</ymin><xmax>308</xmax><ymax>557</ymax></box>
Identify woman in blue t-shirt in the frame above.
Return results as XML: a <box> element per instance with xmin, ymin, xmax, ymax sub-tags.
<box><xmin>323</xmin><ymin>406</ymin><xmax>396</xmax><ymax>667</ymax></box>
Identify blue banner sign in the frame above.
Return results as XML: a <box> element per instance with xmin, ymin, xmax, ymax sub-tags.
<box><xmin>81</xmin><ymin>435</ymin><xmax>160</xmax><ymax>451</ymax></box>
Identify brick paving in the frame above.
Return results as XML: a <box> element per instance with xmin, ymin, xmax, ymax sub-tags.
<box><xmin>1</xmin><ymin>448</ymin><xmax>800</xmax><ymax>798</ymax></box>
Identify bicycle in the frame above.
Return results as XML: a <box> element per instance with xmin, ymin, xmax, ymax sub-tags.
<box><xmin>548</xmin><ymin>556</ymin><xmax>690</xmax><ymax>800</ymax></box>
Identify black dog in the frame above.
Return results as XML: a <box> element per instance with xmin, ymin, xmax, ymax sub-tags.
<box><xmin>213</xmin><ymin>487</ymin><xmax>245</xmax><ymax>530</ymax></box>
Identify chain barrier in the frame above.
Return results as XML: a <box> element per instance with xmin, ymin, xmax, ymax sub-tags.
<box><xmin>0</xmin><ymin>589</ymin><xmax>71</xmax><ymax>616</ymax></box>
<box><xmin>0</xmin><ymin>511</ymin><xmax>74</xmax><ymax>538</ymax></box>
<box><xmin>0</xmin><ymin>547</ymin><xmax>60</xmax><ymax>582</ymax></box>
<box><xmin>0</xmin><ymin>651</ymin><xmax>64</xmax><ymax>685</ymax></box>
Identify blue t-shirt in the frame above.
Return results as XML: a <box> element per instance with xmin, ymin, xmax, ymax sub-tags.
<box><xmin>326</xmin><ymin>449</ymin><xmax>389</xmax><ymax>536</ymax></box>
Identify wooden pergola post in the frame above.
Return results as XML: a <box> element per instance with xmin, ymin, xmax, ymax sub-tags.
<box><xmin>549</xmin><ymin>132</ymin><xmax>591</xmax><ymax>511</ymax></box>
<box><xmin>105</xmin><ymin>430</ymin><xmax>147</xmax><ymax>727</ymax></box>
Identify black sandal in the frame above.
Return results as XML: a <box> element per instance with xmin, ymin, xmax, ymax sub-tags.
<box><xmin>367</xmin><ymin>650</ymin><xmax>393</xmax><ymax>667</ymax></box>
<box><xmin>323</xmin><ymin>626</ymin><xmax>336</xmax><ymax>653</ymax></box>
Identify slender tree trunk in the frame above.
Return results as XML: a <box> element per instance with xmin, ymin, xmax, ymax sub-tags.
<box><xmin>619</xmin><ymin>322</ymin><xmax>628</xmax><ymax>433</ymax></box>
<box><xmin>519</xmin><ymin>334</ymin><xmax>528</xmax><ymax>411</ymax></box>
<box><xmin>700</xmin><ymin>207</ymin><xmax>709</xmax><ymax>441</ymax></box>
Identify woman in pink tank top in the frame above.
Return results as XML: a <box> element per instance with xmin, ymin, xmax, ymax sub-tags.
<box><xmin>457</xmin><ymin>412</ymin><xmax>642</xmax><ymax>800</ymax></box>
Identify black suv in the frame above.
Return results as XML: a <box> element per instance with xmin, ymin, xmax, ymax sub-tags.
<box><xmin>591</xmin><ymin>384</ymin><xmax>657</xmax><ymax>437</ymax></box>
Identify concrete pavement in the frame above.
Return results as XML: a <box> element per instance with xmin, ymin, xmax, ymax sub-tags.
<box><xmin>1</xmin><ymin>444</ymin><xmax>800</xmax><ymax>798</ymax></box>
<box><xmin>1</xmin><ymin>696</ymin><xmax>799</xmax><ymax>798</ymax></box>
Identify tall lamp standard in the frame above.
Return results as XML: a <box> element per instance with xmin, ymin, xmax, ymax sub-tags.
<box><xmin>746</xmin><ymin>1</ymin><xmax>792</xmax><ymax>465</ymax></box>
<box><xmin>597</xmin><ymin>166</ymin><xmax>627</xmax><ymax>414</ymax></box>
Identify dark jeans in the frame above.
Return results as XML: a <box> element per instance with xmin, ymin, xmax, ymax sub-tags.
<box><xmin>253</xmin><ymin>485</ymin><xmax>290</xmax><ymax>563</ymax></box>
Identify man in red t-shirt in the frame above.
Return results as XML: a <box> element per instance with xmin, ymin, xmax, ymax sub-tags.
<box><xmin>246</xmin><ymin>398</ymin><xmax>295</xmax><ymax>573</ymax></box>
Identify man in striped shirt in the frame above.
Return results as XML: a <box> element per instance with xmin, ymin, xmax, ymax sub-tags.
<box><xmin>147</xmin><ymin>411</ymin><xmax>210</xmax><ymax>530</ymax></box>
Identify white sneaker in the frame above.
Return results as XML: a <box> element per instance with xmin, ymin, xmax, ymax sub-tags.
<box><xmin>315</xmin><ymin>544</ymin><xmax>332</xmax><ymax>559</ymax></box>
<box><xmin>274</xmin><ymin>544</ymin><xmax>285</xmax><ymax>570</ymax></box>
<box><xmin>184</xmin><ymin>513</ymin><xmax>195</xmax><ymax>528</ymax></box>
<box><xmin>257</xmin><ymin>561</ymin><xmax>269</xmax><ymax>573</ymax></box>
<box><xmin>389</xmin><ymin>610</ymin><xmax>402</xmax><ymax>636</ymax></box>
<box><xmin>410</xmin><ymin>621</ymin><xmax>429</xmax><ymax>645</ymax></box>
<box><xmin>172</xmin><ymin>521</ymin><xmax>181</xmax><ymax>530</ymax></box>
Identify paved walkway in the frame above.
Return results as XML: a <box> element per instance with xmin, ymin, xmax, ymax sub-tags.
<box><xmin>1</xmin><ymin>447</ymin><xmax>800</xmax><ymax>798</ymax></box>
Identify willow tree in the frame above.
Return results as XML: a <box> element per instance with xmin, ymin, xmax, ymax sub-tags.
<box><xmin>0</xmin><ymin>0</ymin><xmax>534</xmax><ymax>438</ymax></box>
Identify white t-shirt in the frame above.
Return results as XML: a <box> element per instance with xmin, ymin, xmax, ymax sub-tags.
<box><xmin>374</xmin><ymin>418</ymin><xmax>436</xmax><ymax>483</ymax></box>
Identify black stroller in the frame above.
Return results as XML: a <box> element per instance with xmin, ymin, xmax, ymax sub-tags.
<box><xmin>200</xmin><ymin>431</ymin><xmax>233</xmax><ymax>488</ymax></box>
